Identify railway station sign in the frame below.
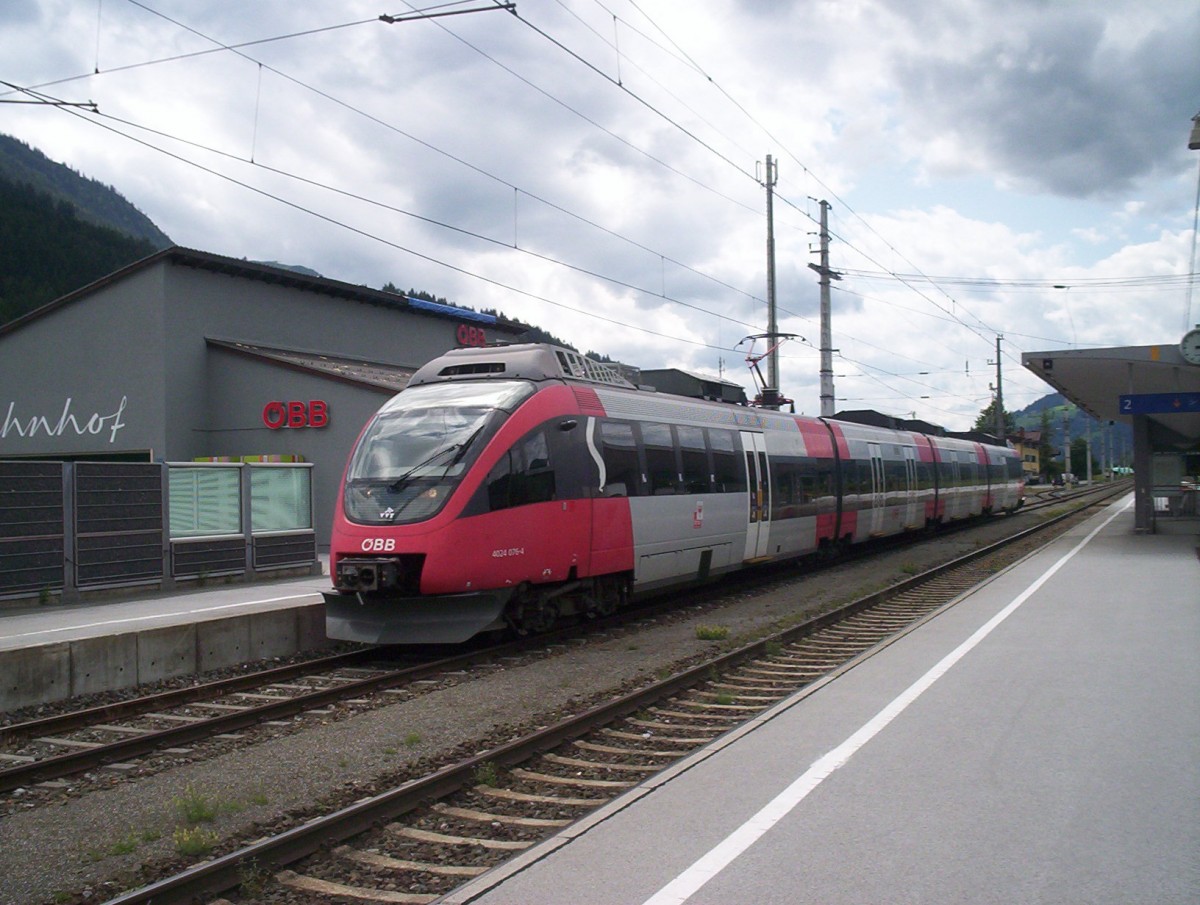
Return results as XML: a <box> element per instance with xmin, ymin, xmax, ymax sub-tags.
<box><xmin>1118</xmin><ymin>392</ymin><xmax>1200</xmax><ymax>415</ymax></box>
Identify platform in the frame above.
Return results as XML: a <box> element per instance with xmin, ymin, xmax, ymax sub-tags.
<box><xmin>446</xmin><ymin>495</ymin><xmax>1200</xmax><ymax>905</ymax></box>
<box><xmin>0</xmin><ymin>566</ymin><xmax>331</xmax><ymax>712</ymax></box>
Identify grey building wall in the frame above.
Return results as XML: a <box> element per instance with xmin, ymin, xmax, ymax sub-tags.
<box><xmin>0</xmin><ymin>264</ymin><xmax>169</xmax><ymax>458</ymax></box>
<box><xmin>203</xmin><ymin>345</ymin><xmax>396</xmax><ymax>546</ymax></box>
<box><xmin>159</xmin><ymin>262</ymin><xmax>454</xmax><ymax>461</ymax></box>
<box><xmin>0</xmin><ymin>248</ymin><xmax>523</xmax><ymax>550</ymax></box>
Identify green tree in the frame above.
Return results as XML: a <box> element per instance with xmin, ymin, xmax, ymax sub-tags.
<box><xmin>1070</xmin><ymin>437</ymin><xmax>1097</xmax><ymax>479</ymax></box>
<box><xmin>973</xmin><ymin>397</ymin><xmax>1016</xmax><ymax>437</ymax></box>
<box><xmin>0</xmin><ymin>178</ymin><xmax>157</xmax><ymax>325</ymax></box>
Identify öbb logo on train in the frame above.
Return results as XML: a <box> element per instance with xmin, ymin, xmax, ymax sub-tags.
<box><xmin>361</xmin><ymin>538</ymin><xmax>397</xmax><ymax>552</ymax></box>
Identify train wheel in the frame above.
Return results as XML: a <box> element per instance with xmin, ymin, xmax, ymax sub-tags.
<box><xmin>526</xmin><ymin>601</ymin><xmax>558</xmax><ymax>634</ymax></box>
<box><xmin>590</xmin><ymin>577</ymin><xmax>620</xmax><ymax>617</ymax></box>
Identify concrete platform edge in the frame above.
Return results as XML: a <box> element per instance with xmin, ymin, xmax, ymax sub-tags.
<box><xmin>1</xmin><ymin>603</ymin><xmax>332</xmax><ymax>713</ymax></box>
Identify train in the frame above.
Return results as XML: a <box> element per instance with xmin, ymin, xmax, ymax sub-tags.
<box><xmin>324</xmin><ymin>343</ymin><xmax>1024</xmax><ymax>644</ymax></box>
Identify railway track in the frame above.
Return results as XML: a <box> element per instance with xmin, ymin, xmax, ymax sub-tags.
<box><xmin>101</xmin><ymin>483</ymin><xmax>1128</xmax><ymax>905</ymax></box>
<box><xmin>0</xmin><ymin>481</ymin><xmax>1123</xmax><ymax>804</ymax></box>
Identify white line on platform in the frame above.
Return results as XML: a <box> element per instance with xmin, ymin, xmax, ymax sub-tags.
<box><xmin>640</xmin><ymin>498</ymin><xmax>1134</xmax><ymax>905</ymax></box>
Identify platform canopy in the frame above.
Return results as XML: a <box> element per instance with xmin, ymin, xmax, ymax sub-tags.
<box><xmin>1022</xmin><ymin>342</ymin><xmax>1200</xmax><ymax>450</ymax></box>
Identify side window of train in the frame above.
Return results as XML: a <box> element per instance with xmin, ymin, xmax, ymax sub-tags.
<box><xmin>800</xmin><ymin>457</ymin><xmax>835</xmax><ymax>506</ymax></box>
<box><xmin>642</xmin><ymin>421</ymin><xmax>679</xmax><ymax>495</ymax></box>
<box><xmin>916</xmin><ymin>461</ymin><xmax>934</xmax><ymax>491</ymax></box>
<box><xmin>598</xmin><ymin>420</ymin><xmax>642</xmax><ymax>497</ymax></box>
<box><xmin>769</xmin><ymin>455</ymin><xmax>800</xmax><ymax>519</ymax></box>
<box><xmin>938</xmin><ymin>458</ymin><xmax>955</xmax><ymax>488</ymax></box>
<box><xmin>677</xmin><ymin>425</ymin><xmax>710</xmax><ymax>493</ymax></box>
<box><xmin>963</xmin><ymin>454</ymin><xmax>979</xmax><ymax>486</ymax></box>
<box><xmin>709</xmin><ymin>429</ymin><xmax>746</xmax><ymax>493</ymax></box>
<box><xmin>486</xmin><ymin>429</ymin><xmax>556</xmax><ymax>511</ymax></box>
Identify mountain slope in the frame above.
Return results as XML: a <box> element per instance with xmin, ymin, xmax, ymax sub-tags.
<box><xmin>0</xmin><ymin>134</ymin><xmax>171</xmax><ymax>248</ymax></box>
<box><xmin>0</xmin><ymin>178</ymin><xmax>160</xmax><ymax>324</ymax></box>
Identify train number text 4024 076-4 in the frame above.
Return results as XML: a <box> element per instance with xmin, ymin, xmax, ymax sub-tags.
<box><xmin>492</xmin><ymin>547</ymin><xmax>525</xmax><ymax>558</ymax></box>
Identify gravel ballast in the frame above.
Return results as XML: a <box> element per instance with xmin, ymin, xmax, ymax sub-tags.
<box><xmin>0</xmin><ymin>505</ymin><xmax>1072</xmax><ymax>905</ymax></box>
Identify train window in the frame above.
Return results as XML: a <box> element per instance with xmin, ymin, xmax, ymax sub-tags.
<box><xmin>937</xmin><ymin>458</ymin><xmax>955</xmax><ymax>489</ymax></box>
<box><xmin>769</xmin><ymin>455</ymin><xmax>802</xmax><ymax>520</ymax></box>
<box><xmin>677</xmin><ymin>426</ymin><xmax>710</xmax><ymax>493</ymax></box>
<box><xmin>486</xmin><ymin>429</ymin><xmax>556</xmax><ymax>511</ymax></box>
<box><xmin>962</xmin><ymin>455</ymin><xmax>979</xmax><ymax>486</ymax></box>
<box><xmin>789</xmin><ymin>457</ymin><xmax>836</xmax><ymax>514</ymax></box>
<box><xmin>846</xmin><ymin>459</ymin><xmax>872</xmax><ymax>500</ymax></box>
<box><xmin>885</xmin><ymin>460</ymin><xmax>907</xmax><ymax>500</ymax></box>
<box><xmin>709</xmin><ymin>429</ymin><xmax>745</xmax><ymax>493</ymax></box>
<box><xmin>915</xmin><ymin>461</ymin><xmax>934</xmax><ymax>492</ymax></box>
<box><xmin>642</xmin><ymin>422</ymin><xmax>679</xmax><ymax>495</ymax></box>
<box><xmin>598</xmin><ymin>421</ymin><xmax>642</xmax><ymax>497</ymax></box>
<box><xmin>988</xmin><ymin>461</ymin><xmax>1004</xmax><ymax>485</ymax></box>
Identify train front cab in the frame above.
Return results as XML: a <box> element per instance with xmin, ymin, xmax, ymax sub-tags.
<box><xmin>325</xmin><ymin>379</ymin><xmax>619</xmax><ymax>644</ymax></box>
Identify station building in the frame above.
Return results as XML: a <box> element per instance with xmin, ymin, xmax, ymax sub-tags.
<box><xmin>1023</xmin><ymin>337</ymin><xmax>1200</xmax><ymax>533</ymax></box>
<box><xmin>0</xmin><ymin>246</ymin><xmax>528</xmax><ymax>555</ymax></box>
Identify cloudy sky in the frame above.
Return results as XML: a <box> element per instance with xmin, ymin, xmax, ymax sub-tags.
<box><xmin>3</xmin><ymin>0</ymin><xmax>1198</xmax><ymax>429</ymax></box>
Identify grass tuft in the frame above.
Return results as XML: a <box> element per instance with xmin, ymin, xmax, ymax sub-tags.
<box><xmin>173</xmin><ymin>826</ymin><xmax>219</xmax><ymax>856</ymax></box>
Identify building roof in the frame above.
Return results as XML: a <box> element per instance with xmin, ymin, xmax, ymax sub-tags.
<box><xmin>0</xmin><ymin>245</ymin><xmax>526</xmax><ymax>339</ymax></box>
<box><xmin>206</xmin><ymin>339</ymin><xmax>414</xmax><ymax>392</ymax></box>
<box><xmin>1023</xmin><ymin>343</ymin><xmax>1200</xmax><ymax>450</ymax></box>
<box><xmin>639</xmin><ymin>367</ymin><xmax>749</xmax><ymax>405</ymax></box>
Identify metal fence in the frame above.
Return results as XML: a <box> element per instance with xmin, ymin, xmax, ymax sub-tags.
<box><xmin>0</xmin><ymin>461</ymin><xmax>319</xmax><ymax>601</ymax></box>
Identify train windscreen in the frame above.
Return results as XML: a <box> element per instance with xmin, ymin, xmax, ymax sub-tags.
<box><xmin>343</xmin><ymin>380</ymin><xmax>535</xmax><ymax>524</ymax></box>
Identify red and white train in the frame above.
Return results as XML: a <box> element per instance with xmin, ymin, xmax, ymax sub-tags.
<box><xmin>324</xmin><ymin>344</ymin><xmax>1024</xmax><ymax>644</ymax></box>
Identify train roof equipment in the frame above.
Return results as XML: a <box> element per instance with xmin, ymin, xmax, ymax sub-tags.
<box><xmin>407</xmin><ymin>343</ymin><xmax>637</xmax><ymax>390</ymax></box>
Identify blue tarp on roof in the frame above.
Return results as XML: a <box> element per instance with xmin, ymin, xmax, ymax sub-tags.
<box><xmin>405</xmin><ymin>296</ymin><xmax>496</xmax><ymax>324</ymax></box>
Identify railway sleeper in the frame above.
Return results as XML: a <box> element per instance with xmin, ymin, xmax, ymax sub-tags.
<box><xmin>275</xmin><ymin>869</ymin><xmax>435</xmax><ymax>904</ymax></box>
<box><xmin>433</xmin><ymin>802</ymin><xmax>571</xmax><ymax>828</ymax></box>
<box><xmin>334</xmin><ymin>846</ymin><xmax>486</xmax><ymax>878</ymax></box>
<box><xmin>474</xmin><ymin>784</ymin><xmax>605</xmax><ymax>808</ymax></box>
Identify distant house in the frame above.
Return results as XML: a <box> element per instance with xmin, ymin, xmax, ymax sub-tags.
<box><xmin>1011</xmin><ymin>429</ymin><xmax>1041</xmax><ymax>481</ymax></box>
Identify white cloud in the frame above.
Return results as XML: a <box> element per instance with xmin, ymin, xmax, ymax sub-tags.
<box><xmin>2</xmin><ymin>0</ymin><xmax>1197</xmax><ymax>430</ymax></box>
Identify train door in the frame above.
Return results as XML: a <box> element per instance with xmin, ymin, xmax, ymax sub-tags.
<box><xmin>904</xmin><ymin>447</ymin><xmax>919</xmax><ymax>527</ymax></box>
<box><xmin>868</xmin><ymin>442</ymin><xmax>885</xmax><ymax>536</ymax></box>
<box><xmin>741</xmin><ymin>431</ymin><xmax>771</xmax><ymax>560</ymax></box>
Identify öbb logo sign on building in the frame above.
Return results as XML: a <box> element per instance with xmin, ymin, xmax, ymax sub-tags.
<box><xmin>262</xmin><ymin>400</ymin><xmax>329</xmax><ymax>430</ymax></box>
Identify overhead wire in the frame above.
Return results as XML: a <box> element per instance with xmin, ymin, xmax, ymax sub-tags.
<box><xmin>48</xmin><ymin>98</ymin><xmax>738</xmax><ymax>354</ymax></box>
<box><xmin>609</xmin><ymin>1</ymin><xmax>1010</xmax><ymax>352</ymax></box>
<box><xmin>21</xmin><ymin>0</ymin><xmax>1064</xmax><ymax>422</ymax></box>
<box><xmin>11</xmin><ymin>1</ymin><xmax>823</xmax><ymax>389</ymax></box>
<box><xmin>108</xmin><ymin>0</ymin><xmax>887</xmax><ymax>391</ymax></box>
<box><xmin>838</xmin><ymin>268</ymin><xmax>1199</xmax><ymax>292</ymax></box>
<box><xmin>70</xmin><ymin>1</ymin><xmax>779</xmax><ymax>314</ymax></box>
<box><xmin>562</xmin><ymin>0</ymin><xmax>1025</xmax><ymax>415</ymax></box>
<box><xmin>82</xmin><ymin>105</ymin><xmax>768</xmax><ymax>336</ymax></box>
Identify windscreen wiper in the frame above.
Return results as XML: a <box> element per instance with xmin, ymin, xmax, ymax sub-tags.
<box><xmin>387</xmin><ymin>442</ymin><xmax>464</xmax><ymax>493</ymax></box>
